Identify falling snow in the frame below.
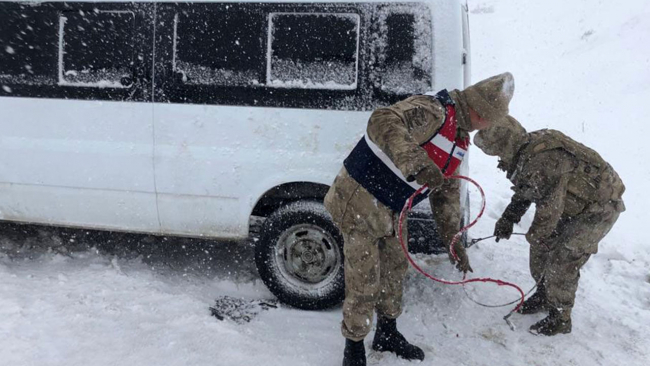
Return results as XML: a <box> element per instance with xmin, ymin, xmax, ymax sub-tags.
<box><xmin>0</xmin><ymin>1</ymin><xmax>649</xmax><ymax>366</ymax></box>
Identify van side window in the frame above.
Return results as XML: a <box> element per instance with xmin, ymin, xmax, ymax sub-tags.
<box><xmin>0</xmin><ymin>6</ymin><xmax>57</xmax><ymax>86</ymax></box>
<box><xmin>374</xmin><ymin>6</ymin><xmax>432</xmax><ymax>96</ymax></box>
<box><xmin>59</xmin><ymin>10</ymin><xmax>135</xmax><ymax>88</ymax></box>
<box><xmin>172</xmin><ymin>9</ymin><xmax>265</xmax><ymax>86</ymax></box>
<box><xmin>268</xmin><ymin>13</ymin><xmax>359</xmax><ymax>90</ymax></box>
<box><xmin>386</xmin><ymin>14</ymin><xmax>415</xmax><ymax>65</ymax></box>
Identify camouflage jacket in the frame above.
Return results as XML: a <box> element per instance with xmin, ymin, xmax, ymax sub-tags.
<box><xmin>325</xmin><ymin>91</ymin><xmax>472</xmax><ymax>244</ymax></box>
<box><xmin>501</xmin><ymin>129</ymin><xmax>626</xmax><ymax>246</ymax></box>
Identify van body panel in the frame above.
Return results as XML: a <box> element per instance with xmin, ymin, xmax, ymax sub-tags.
<box><xmin>430</xmin><ymin>0</ymin><xmax>464</xmax><ymax>91</ymax></box>
<box><xmin>0</xmin><ymin>183</ymin><xmax>159</xmax><ymax>233</ymax></box>
<box><xmin>153</xmin><ymin>104</ymin><xmax>366</xmax><ymax>238</ymax></box>
<box><xmin>0</xmin><ymin>97</ymin><xmax>159</xmax><ymax>231</ymax></box>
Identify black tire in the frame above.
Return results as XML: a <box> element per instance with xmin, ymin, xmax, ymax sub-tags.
<box><xmin>255</xmin><ymin>200</ymin><xmax>345</xmax><ymax>310</ymax></box>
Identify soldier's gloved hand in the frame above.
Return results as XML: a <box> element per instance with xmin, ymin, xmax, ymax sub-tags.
<box><xmin>494</xmin><ymin>217</ymin><xmax>514</xmax><ymax>242</ymax></box>
<box><xmin>412</xmin><ymin>164</ymin><xmax>444</xmax><ymax>190</ymax></box>
<box><xmin>449</xmin><ymin>240</ymin><xmax>473</xmax><ymax>273</ymax></box>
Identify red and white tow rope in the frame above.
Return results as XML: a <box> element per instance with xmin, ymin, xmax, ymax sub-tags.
<box><xmin>397</xmin><ymin>175</ymin><xmax>525</xmax><ymax>329</ymax></box>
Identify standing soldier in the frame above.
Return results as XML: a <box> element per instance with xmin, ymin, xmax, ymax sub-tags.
<box><xmin>324</xmin><ymin>73</ymin><xmax>515</xmax><ymax>365</ymax></box>
<box><xmin>474</xmin><ymin>116</ymin><xmax>625</xmax><ymax>336</ymax></box>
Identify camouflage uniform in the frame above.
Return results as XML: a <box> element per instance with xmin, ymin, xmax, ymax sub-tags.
<box><xmin>475</xmin><ymin>118</ymin><xmax>625</xmax><ymax>334</ymax></box>
<box><xmin>325</xmin><ymin>92</ymin><xmax>472</xmax><ymax>341</ymax></box>
<box><xmin>331</xmin><ymin>73</ymin><xmax>515</xmax><ymax>366</ymax></box>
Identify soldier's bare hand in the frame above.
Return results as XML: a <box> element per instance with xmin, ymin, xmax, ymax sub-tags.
<box><xmin>494</xmin><ymin>217</ymin><xmax>514</xmax><ymax>242</ymax></box>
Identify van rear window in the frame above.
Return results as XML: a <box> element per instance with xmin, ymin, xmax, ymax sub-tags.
<box><xmin>374</xmin><ymin>5</ymin><xmax>432</xmax><ymax>95</ymax></box>
<box><xmin>172</xmin><ymin>9</ymin><xmax>265</xmax><ymax>86</ymax></box>
<box><xmin>58</xmin><ymin>10</ymin><xmax>136</xmax><ymax>88</ymax></box>
<box><xmin>268</xmin><ymin>13</ymin><xmax>359</xmax><ymax>90</ymax></box>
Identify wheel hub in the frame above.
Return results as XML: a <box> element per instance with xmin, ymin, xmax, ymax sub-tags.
<box><xmin>275</xmin><ymin>224</ymin><xmax>341</xmax><ymax>286</ymax></box>
<box><xmin>301</xmin><ymin>249</ymin><xmax>315</xmax><ymax>264</ymax></box>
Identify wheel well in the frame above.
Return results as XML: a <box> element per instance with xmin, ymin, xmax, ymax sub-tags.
<box><xmin>251</xmin><ymin>182</ymin><xmax>329</xmax><ymax>218</ymax></box>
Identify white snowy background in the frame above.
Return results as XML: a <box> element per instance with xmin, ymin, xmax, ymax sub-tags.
<box><xmin>1</xmin><ymin>0</ymin><xmax>649</xmax><ymax>365</ymax></box>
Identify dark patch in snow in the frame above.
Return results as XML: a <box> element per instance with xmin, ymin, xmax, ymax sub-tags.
<box><xmin>209</xmin><ymin>296</ymin><xmax>278</xmax><ymax>324</ymax></box>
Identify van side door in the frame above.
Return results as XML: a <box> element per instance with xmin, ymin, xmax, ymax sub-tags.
<box><xmin>151</xmin><ymin>2</ymin><xmax>371</xmax><ymax>239</ymax></box>
<box><xmin>0</xmin><ymin>2</ymin><xmax>158</xmax><ymax>232</ymax></box>
<box><xmin>151</xmin><ymin>2</ymin><xmax>269</xmax><ymax>239</ymax></box>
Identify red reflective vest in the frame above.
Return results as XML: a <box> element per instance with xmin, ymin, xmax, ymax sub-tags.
<box><xmin>421</xmin><ymin>101</ymin><xmax>469</xmax><ymax>178</ymax></box>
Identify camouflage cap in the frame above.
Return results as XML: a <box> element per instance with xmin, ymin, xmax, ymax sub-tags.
<box><xmin>462</xmin><ymin>72</ymin><xmax>515</xmax><ymax>123</ymax></box>
<box><xmin>474</xmin><ymin>115</ymin><xmax>528</xmax><ymax>163</ymax></box>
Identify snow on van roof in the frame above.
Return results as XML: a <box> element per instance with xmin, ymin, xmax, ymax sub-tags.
<box><xmin>174</xmin><ymin>0</ymin><xmax>462</xmax><ymax>3</ymax></box>
<box><xmin>17</xmin><ymin>0</ymin><xmax>463</xmax><ymax>5</ymax></box>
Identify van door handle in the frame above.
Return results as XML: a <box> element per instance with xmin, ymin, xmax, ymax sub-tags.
<box><xmin>174</xmin><ymin>71</ymin><xmax>187</xmax><ymax>83</ymax></box>
<box><xmin>120</xmin><ymin>76</ymin><xmax>134</xmax><ymax>87</ymax></box>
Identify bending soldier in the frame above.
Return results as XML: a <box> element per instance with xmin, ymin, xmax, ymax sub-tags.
<box><xmin>325</xmin><ymin>73</ymin><xmax>515</xmax><ymax>366</ymax></box>
<box><xmin>474</xmin><ymin>116</ymin><xmax>625</xmax><ymax>336</ymax></box>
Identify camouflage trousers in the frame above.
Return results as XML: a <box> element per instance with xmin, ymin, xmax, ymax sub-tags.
<box><xmin>530</xmin><ymin>201</ymin><xmax>621</xmax><ymax>314</ymax></box>
<box><xmin>340</xmin><ymin>218</ymin><xmax>409</xmax><ymax>341</ymax></box>
<box><xmin>326</xmin><ymin>191</ymin><xmax>408</xmax><ymax>341</ymax></box>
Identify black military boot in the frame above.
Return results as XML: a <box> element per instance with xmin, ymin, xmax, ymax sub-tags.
<box><xmin>517</xmin><ymin>281</ymin><xmax>548</xmax><ymax>315</ymax></box>
<box><xmin>517</xmin><ymin>288</ymin><xmax>549</xmax><ymax>315</ymax></box>
<box><xmin>529</xmin><ymin>308</ymin><xmax>572</xmax><ymax>336</ymax></box>
<box><xmin>372</xmin><ymin>317</ymin><xmax>424</xmax><ymax>361</ymax></box>
<box><xmin>342</xmin><ymin>338</ymin><xmax>366</xmax><ymax>366</ymax></box>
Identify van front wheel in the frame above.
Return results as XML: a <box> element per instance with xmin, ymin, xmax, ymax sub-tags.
<box><xmin>255</xmin><ymin>200</ymin><xmax>345</xmax><ymax>310</ymax></box>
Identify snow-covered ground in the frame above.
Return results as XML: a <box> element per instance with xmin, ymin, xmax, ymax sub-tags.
<box><xmin>2</xmin><ymin>0</ymin><xmax>649</xmax><ymax>365</ymax></box>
